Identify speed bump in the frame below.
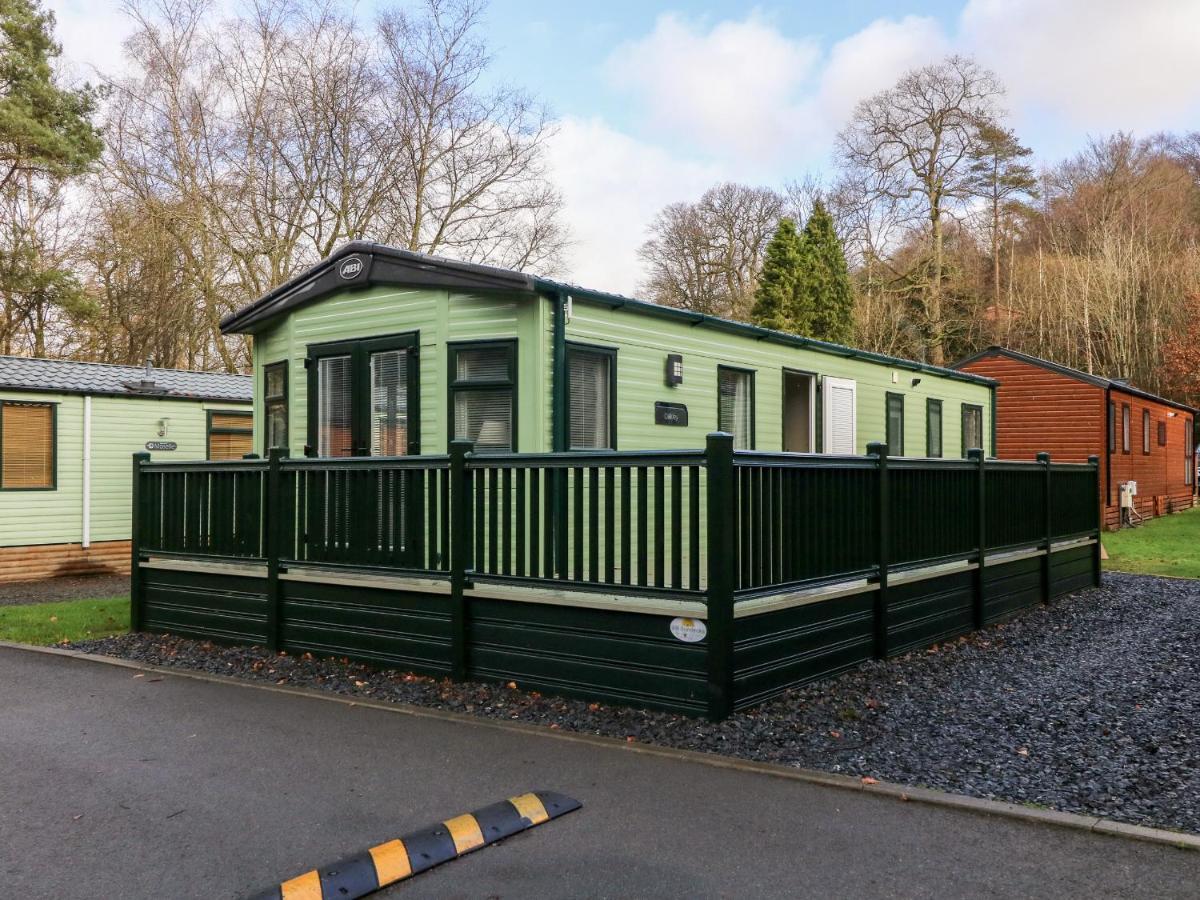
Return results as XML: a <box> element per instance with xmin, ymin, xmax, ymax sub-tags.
<box><xmin>250</xmin><ymin>791</ymin><xmax>581</xmax><ymax>900</ymax></box>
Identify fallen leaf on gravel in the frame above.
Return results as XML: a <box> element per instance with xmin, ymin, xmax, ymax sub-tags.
<box><xmin>132</xmin><ymin>674</ymin><xmax>144</xmax><ymax>679</ymax></box>
<box><xmin>829</xmin><ymin>730</ymin><xmax>842</xmax><ymax>738</ymax></box>
<box><xmin>549</xmin><ymin>723</ymin><xmax>560</xmax><ymax>729</ymax></box>
<box><xmin>506</xmin><ymin>681</ymin><xmax>518</xmax><ymax>689</ymax></box>
<box><xmin>626</xmin><ymin>736</ymin><xmax>635</xmax><ymax>743</ymax></box>
<box><xmin>865</xmin><ymin>698</ymin><xmax>879</xmax><ymax>709</ymax></box>
<box><xmin>73</xmin><ymin>814</ymin><xmax>83</xmax><ymax>821</ymax></box>
<box><xmin>861</xmin><ymin>776</ymin><xmax>879</xmax><ymax>785</ymax></box>
<box><xmin>587</xmin><ymin>703</ymin><xmax>600</xmax><ymax>711</ymax></box>
<box><xmin>1017</xmin><ymin>747</ymin><xmax>1029</xmax><ymax>756</ymax></box>
<box><xmin>354</xmin><ymin>680</ymin><xmax>366</xmax><ymax>687</ymax></box>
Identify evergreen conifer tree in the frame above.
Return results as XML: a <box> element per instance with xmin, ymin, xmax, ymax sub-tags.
<box><xmin>795</xmin><ymin>201</ymin><xmax>855</xmax><ymax>344</ymax></box>
<box><xmin>750</xmin><ymin>217</ymin><xmax>803</xmax><ymax>332</ymax></box>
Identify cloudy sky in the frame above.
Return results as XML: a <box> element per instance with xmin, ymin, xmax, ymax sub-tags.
<box><xmin>46</xmin><ymin>0</ymin><xmax>1200</xmax><ymax>293</ymax></box>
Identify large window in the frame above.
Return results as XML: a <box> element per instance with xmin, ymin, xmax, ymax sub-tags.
<box><xmin>961</xmin><ymin>404</ymin><xmax>984</xmax><ymax>458</ymax></box>
<box><xmin>885</xmin><ymin>393</ymin><xmax>905</xmax><ymax>456</ymax></box>
<box><xmin>1122</xmin><ymin>403</ymin><xmax>1131</xmax><ymax>453</ymax></box>
<box><xmin>0</xmin><ymin>401</ymin><xmax>55</xmax><ymax>489</ymax></box>
<box><xmin>263</xmin><ymin>361</ymin><xmax>288</xmax><ymax>451</ymax></box>
<box><xmin>1143</xmin><ymin>409</ymin><xmax>1151</xmax><ymax>455</ymax></box>
<box><xmin>926</xmin><ymin>398</ymin><xmax>943</xmax><ymax>458</ymax></box>
<box><xmin>718</xmin><ymin>367</ymin><xmax>754</xmax><ymax>450</ymax></box>
<box><xmin>450</xmin><ymin>341</ymin><xmax>516</xmax><ymax>452</ymax></box>
<box><xmin>567</xmin><ymin>345</ymin><xmax>615</xmax><ymax>450</ymax></box>
<box><xmin>207</xmin><ymin>411</ymin><xmax>253</xmax><ymax>460</ymax></box>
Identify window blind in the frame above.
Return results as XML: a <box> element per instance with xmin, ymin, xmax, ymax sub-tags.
<box><xmin>370</xmin><ymin>349</ymin><xmax>409</xmax><ymax>456</ymax></box>
<box><xmin>454</xmin><ymin>390</ymin><xmax>512</xmax><ymax>450</ymax></box>
<box><xmin>718</xmin><ymin>369</ymin><xmax>753</xmax><ymax>450</ymax></box>
<box><xmin>1</xmin><ymin>402</ymin><xmax>54</xmax><ymax>488</ymax></box>
<box><xmin>568</xmin><ymin>350</ymin><xmax>611</xmax><ymax>449</ymax></box>
<box><xmin>264</xmin><ymin>361</ymin><xmax>288</xmax><ymax>450</ymax></box>
<box><xmin>962</xmin><ymin>405</ymin><xmax>983</xmax><ymax>457</ymax></box>
<box><xmin>927</xmin><ymin>400</ymin><xmax>943</xmax><ymax>457</ymax></box>
<box><xmin>318</xmin><ymin>354</ymin><xmax>353</xmax><ymax>457</ymax></box>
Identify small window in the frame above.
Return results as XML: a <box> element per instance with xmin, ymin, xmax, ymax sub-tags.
<box><xmin>885</xmin><ymin>392</ymin><xmax>905</xmax><ymax>456</ymax></box>
<box><xmin>0</xmin><ymin>401</ymin><xmax>55</xmax><ymax>489</ymax></box>
<box><xmin>567</xmin><ymin>345</ymin><xmax>615</xmax><ymax>450</ymax></box>
<box><xmin>208</xmin><ymin>411</ymin><xmax>253</xmax><ymax>460</ymax></box>
<box><xmin>264</xmin><ymin>361</ymin><xmax>288</xmax><ymax>451</ymax></box>
<box><xmin>450</xmin><ymin>341</ymin><xmax>516</xmax><ymax>451</ymax></box>
<box><xmin>961</xmin><ymin>404</ymin><xmax>983</xmax><ymax>458</ymax></box>
<box><xmin>1121</xmin><ymin>403</ymin><xmax>1130</xmax><ymax>453</ymax></box>
<box><xmin>1187</xmin><ymin>422</ymin><xmax>1194</xmax><ymax>486</ymax></box>
<box><xmin>926</xmin><ymin>399</ymin><xmax>943</xmax><ymax>458</ymax></box>
<box><xmin>1158</xmin><ymin>421</ymin><xmax>1167</xmax><ymax>446</ymax></box>
<box><xmin>717</xmin><ymin>367</ymin><xmax>754</xmax><ymax>450</ymax></box>
<box><xmin>1143</xmin><ymin>409</ymin><xmax>1151</xmax><ymax>455</ymax></box>
<box><xmin>1107</xmin><ymin>401</ymin><xmax>1116</xmax><ymax>453</ymax></box>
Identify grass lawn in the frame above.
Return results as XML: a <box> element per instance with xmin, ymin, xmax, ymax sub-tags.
<box><xmin>1102</xmin><ymin>506</ymin><xmax>1200</xmax><ymax>579</ymax></box>
<box><xmin>0</xmin><ymin>597</ymin><xmax>130</xmax><ymax>645</ymax></box>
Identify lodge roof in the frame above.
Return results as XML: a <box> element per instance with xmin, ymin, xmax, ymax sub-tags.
<box><xmin>0</xmin><ymin>355</ymin><xmax>252</xmax><ymax>403</ymax></box>
<box><xmin>220</xmin><ymin>241</ymin><xmax>995</xmax><ymax>388</ymax></box>
<box><xmin>953</xmin><ymin>346</ymin><xmax>1197</xmax><ymax>415</ymax></box>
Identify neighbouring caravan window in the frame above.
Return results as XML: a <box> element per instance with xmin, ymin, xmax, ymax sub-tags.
<box><xmin>1143</xmin><ymin>409</ymin><xmax>1151</xmax><ymax>455</ymax></box>
<box><xmin>926</xmin><ymin>399</ymin><xmax>943</xmax><ymax>458</ymax></box>
<box><xmin>961</xmin><ymin>404</ymin><xmax>984</xmax><ymax>458</ymax></box>
<box><xmin>1122</xmin><ymin>403</ymin><xmax>1130</xmax><ymax>453</ymax></box>
<box><xmin>450</xmin><ymin>341</ymin><xmax>516</xmax><ymax>452</ymax></box>
<box><xmin>822</xmin><ymin>377</ymin><xmax>857</xmax><ymax>455</ymax></box>
<box><xmin>568</xmin><ymin>345</ymin><xmax>615</xmax><ymax>450</ymax></box>
<box><xmin>1108</xmin><ymin>401</ymin><xmax>1116</xmax><ymax>453</ymax></box>
<box><xmin>1158</xmin><ymin>421</ymin><xmax>1167</xmax><ymax>446</ymax></box>
<box><xmin>1187</xmin><ymin>423</ymin><xmax>1194</xmax><ymax>486</ymax></box>
<box><xmin>0</xmin><ymin>401</ymin><xmax>55</xmax><ymax>489</ymax></box>
<box><xmin>208</xmin><ymin>411</ymin><xmax>253</xmax><ymax>460</ymax></box>
<box><xmin>885</xmin><ymin>393</ymin><xmax>905</xmax><ymax>456</ymax></box>
<box><xmin>718</xmin><ymin>367</ymin><xmax>754</xmax><ymax>450</ymax></box>
<box><xmin>264</xmin><ymin>361</ymin><xmax>288</xmax><ymax>451</ymax></box>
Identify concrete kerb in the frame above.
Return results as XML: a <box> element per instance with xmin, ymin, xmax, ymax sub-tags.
<box><xmin>5</xmin><ymin>640</ymin><xmax>1199</xmax><ymax>853</ymax></box>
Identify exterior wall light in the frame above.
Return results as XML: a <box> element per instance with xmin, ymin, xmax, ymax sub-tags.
<box><xmin>665</xmin><ymin>353</ymin><xmax>683</xmax><ymax>386</ymax></box>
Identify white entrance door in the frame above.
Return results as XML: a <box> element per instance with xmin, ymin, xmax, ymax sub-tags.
<box><xmin>822</xmin><ymin>377</ymin><xmax>857</xmax><ymax>455</ymax></box>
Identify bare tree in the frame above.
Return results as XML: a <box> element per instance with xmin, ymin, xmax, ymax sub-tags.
<box><xmin>638</xmin><ymin>183</ymin><xmax>783</xmax><ymax>319</ymax></box>
<box><xmin>837</xmin><ymin>55</ymin><xmax>1004</xmax><ymax>364</ymax></box>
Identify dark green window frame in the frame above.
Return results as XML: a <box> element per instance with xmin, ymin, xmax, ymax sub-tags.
<box><xmin>0</xmin><ymin>399</ymin><xmax>58</xmax><ymax>491</ymax></box>
<box><xmin>566</xmin><ymin>342</ymin><xmax>618</xmax><ymax>450</ymax></box>
<box><xmin>263</xmin><ymin>360</ymin><xmax>288</xmax><ymax>453</ymax></box>
<box><xmin>885</xmin><ymin>392</ymin><xmax>905</xmax><ymax>456</ymax></box>
<box><xmin>305</xmin><ymin>331</ymin><xmax>421</xmax><ymax>457</ymax></box>
<box><xmin>926</xmin><ymin>398</ymin><xmax>943</xmax><ymax>458</ymax></box>
<box><xmin>206</xmin><ymin>409</ymin><xmax>253</xmax><ymax>460</ymax></box>
<box><xmin>717</xmin><ymin>365</ymin><xmax>755</xmax><ymax>450</ymax></box>
<box><xmin>961</xmin><ymin>403</ymin><xmax>984</xmax><ymax>458</ymax></box>
<box><xmin>447</xmin><ymin>339</ymin><xmax>518</xmax><ymax>452</ymax></box>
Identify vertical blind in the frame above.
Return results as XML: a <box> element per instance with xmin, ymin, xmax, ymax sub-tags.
<box><xmin>718</xmin><ymin>369</ymin><xmax>752</xmax><ymax>450</ymax></box>
<box><xmin>318</xmin><ymin>354</ymin><xmax>353</xmax><ymax>457</ymax></box>
<box><xmin>568</xmin><ymin>350</ymin><xmax>611</xmax><ymax>449</ymax></box>
<box><xmin>370</xmin><ymin>349</ymin><xmax>409</xmax><ymax>456</ymax></box>
<box><xmin>1</xmin><ymin>402</ymin><xmax>54</xmax><ymax>488</ymax></box>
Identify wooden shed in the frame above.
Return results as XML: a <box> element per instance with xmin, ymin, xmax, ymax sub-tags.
<box><xmin>954</xmin><ymin>347</ymin><xmax>1197</xmax><ymax>529</ymax></box>
<box><xmin>0</xmin><ymin>357</ymin><xmax>251</xmax><ymax>583</ymax></box>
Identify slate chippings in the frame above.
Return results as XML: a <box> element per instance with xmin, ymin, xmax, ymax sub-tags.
<box><xmin>70</xmin><ymin>572</ymin><xmax>1200</xmax><ymax>835</ymax></box>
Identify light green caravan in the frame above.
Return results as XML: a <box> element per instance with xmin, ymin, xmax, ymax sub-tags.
<box><xmin>0</xmin><ymin>357</ymin><xmax>251</xmax><ymax>582</ymax></box>
<box><xmin>222</xmin><ymin>243</ymin><xmax>994</xmax><ymax>461</ymax></box>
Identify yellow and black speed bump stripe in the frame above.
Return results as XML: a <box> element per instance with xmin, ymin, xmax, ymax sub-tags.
<box><xmin>250</xmin><ymin>791</ymin><xmax>580</xmax><ymax>900</ymax></box>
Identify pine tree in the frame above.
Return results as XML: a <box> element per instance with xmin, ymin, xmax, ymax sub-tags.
<box><xmin>796</xmin><ymin>201</ymin><xmax>855</xmax><ymax>345</ymax></box>
<box><xmin>751</xmin><ymin>217</ymin><xmax>803</xmax><ymax>332</ymax></box>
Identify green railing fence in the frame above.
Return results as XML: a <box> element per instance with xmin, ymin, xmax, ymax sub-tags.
<box><xmin>131</xmin><ymin>435</ymin><xmax>1102</xmax><ymax>719</ymax></box>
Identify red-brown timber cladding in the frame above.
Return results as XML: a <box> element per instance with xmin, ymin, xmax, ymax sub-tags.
<box><xmin>958</xmin><ymin>352</ymin><xmax>1196</xmax><ymax>530</ymax></box>
<box><xmin>0</xmin><ymin>540</ymin><xmax>130</xmax><ymax>584</ymax></box>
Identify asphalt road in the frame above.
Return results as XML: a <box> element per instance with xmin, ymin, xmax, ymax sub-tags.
<box><xmin>0</xmin><ymin>647</ymin><xmax>1197</xmax><ymax>899</ymax></box>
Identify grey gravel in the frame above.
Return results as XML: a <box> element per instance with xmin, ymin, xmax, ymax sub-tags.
<box><xmin>70</xmin><ymin>572</ymin><xmax>1200</xmax><ymax>835</ymax></box>
<box><xmin>0</xmin><ymin>574</ymin><xmax>129</xmax><ymax>606</ymax></box>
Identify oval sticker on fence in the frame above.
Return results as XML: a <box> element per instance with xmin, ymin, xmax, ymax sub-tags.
<box><xmin>670</xmin><ymin>617</ymin><xmax>707</xmax><ymax>643</ymax></box>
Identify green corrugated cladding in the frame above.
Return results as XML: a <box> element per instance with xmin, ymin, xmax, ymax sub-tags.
<box><xmin>0</xmin><ymin>391</ymin><xmax>249</xmax><ymax>547</ymax></box>
<box><xmin>252</xmin><ymin>288</ymin><xmax>991</xmax><ymax>457</ymax></box>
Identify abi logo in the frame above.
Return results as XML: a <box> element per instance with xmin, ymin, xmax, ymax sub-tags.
<box><xmin>339</xmin><ymin>256</ymin><xmax>364</xmax><ymax>279</ymax></box>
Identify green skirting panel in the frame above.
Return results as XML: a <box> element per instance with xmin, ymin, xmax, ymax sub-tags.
<box><xmin>466</xmin><ymin>597</ymin><xmax>708</xmax><ymax>715</ymax></box>
<box><xmin>1050</xmin><ymin>545</ymin><xmax>1096</xmax><ymax>598</ymax></box>
<box><xmin>279</xmin><ymin>580</ymin><xmax>453</xmax><ymax>677</ymax></box>
<box><xmin>141</xmin><ymin>567</ymin><xmax>269</xmax><ymax>645</ymax></box>
<box><xmin>732</xmin><ymin>591</ymin><xmax>875</xmax><ymax>710</ymax></box>
<box><xmin>982</xmin><ymin>556</ymin><xmax>1042</xmax><ymax>624</ymax></box>
<box><xmin>885</xmin><ymin>570</ymin><xmax>974</xmax><ymax>657</ymax></box>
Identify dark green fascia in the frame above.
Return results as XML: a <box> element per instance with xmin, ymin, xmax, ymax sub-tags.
<box><xmin>532</xmin><ymin>280</ymin><xmax>995</xmax><ymax>390</ymax></box>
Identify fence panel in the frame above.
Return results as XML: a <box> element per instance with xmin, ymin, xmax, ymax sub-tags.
<box><xmin>888</xmin><ymin>459</ymin><xmax>977</xmax><ymax>566</ymax></box>
<box><xmin>985</xmin><ymin>462</ymin><xmax>1046</xmax><ymax>550</ymax></box>
<box><xmin>1050</xmin><ymin>464</ymin><xmax>1099</xmax><ymax>538</ymax></box>
<box><xmin>138</xmin><ymin>460</ymin><xmax>267</xmax><ymax>559</ymax></box>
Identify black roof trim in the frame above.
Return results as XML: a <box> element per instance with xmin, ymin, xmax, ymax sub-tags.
<box><xmin>222</xmin><ymin>242</ymin><xmax>995</xmax><ymax>388</ymax></box>
<box><xmin>953</xmin><ymin>346</ymin><xmax>1198</xmax><ymax>415</ymax></box>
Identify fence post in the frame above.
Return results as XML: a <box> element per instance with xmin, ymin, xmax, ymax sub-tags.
<box><xmin>968</xmin><ymin>448</ymin><xmax>986</xmax><ymax>629</ymax></box>
<box><xmin>1089</xmin><ymin>454</ymin><xmax>1102</xmax><ymax>587</ymax></box>
<box><xmin>129</xmin><ymin>451</ymin><xmax>151</xmax><ymax>633</ymax></box>
<box><xmin>264</xmin><ymin>447</ymin><xmax>286</xmax><ymax>652</ymax></box>
<box><xmin>449</xmin><ymin>439</ymin><xmax>474</xmax><ymax>682</ymax></box>
<box><xmin>867</xmin><ymin>442</ymin><xmax>889</xmax><ymax>659</ymax></box>
<box><xmin>1038</xmin><ymin>452</ymin><xmax>1052</xmax><ymax>603</ymax></box>
<box><xmin>705</xmin><ymin>432</ymin><xmax>736</xmax><ymax>721</ymax></box>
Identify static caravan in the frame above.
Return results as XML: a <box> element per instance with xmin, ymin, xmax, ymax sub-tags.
<box><xmin>0</xmin><ymin>357</ymin><xmax>251</xmax><ymax>583</ymax></box>
<box><xmin>221</xmin><ymin>243</ymin><xmax>995</xmax><ymax>459</ymax></box>
<box><xmin>956</xmin><ymin>346</ymin><xmax>1197</xmax><ymax>529</ymax></box>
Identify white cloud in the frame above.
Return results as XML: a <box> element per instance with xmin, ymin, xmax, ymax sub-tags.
<box><xmin>545</xmin><ymin>117</ymin><xmax>723</xmax><ymax>294</ymax></box>
<box><xmin>45</xmin><ymin>0</ymin><xmax>134</xmax><ymax>82</ymax></box>
<box><xmin>960</xmin><ymin>0</ymin><xmax>1200</xmax><ymax>131</ymax></box>
<box><xmin>604</xmin><ymin>12</ymin><xmax>821</xmax><ymax>162</ymax></box>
